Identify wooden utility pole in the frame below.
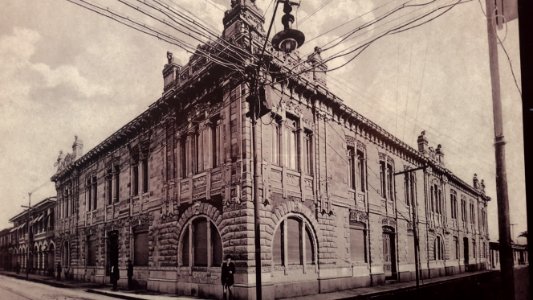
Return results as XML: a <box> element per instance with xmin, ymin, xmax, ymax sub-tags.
<box><xmin>484</xmin><ymin>0</ymin><xmax>515</xmax><ymax>298</ymax></box>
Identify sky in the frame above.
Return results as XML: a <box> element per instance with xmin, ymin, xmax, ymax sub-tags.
<box><xmin>0</xmin><ymin>0</ymin><xmax>526</xmax><ymax>242</ymax></box>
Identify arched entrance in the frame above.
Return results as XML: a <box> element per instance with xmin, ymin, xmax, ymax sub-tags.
<box><xmin>382</xmin><ymin>226</ymin><xmax>397</xmax><ymax>279</ymax></box>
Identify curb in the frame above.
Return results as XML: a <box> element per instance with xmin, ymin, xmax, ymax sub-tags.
<box><xmin>86</xmin><ymin>289</ymin><xmax>148</xmax><ymax>300</ymax></box>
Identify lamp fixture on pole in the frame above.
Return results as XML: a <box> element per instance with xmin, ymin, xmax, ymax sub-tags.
<box><xmin>271</xmin><ymin>0</ymin><xmax>305</xmax><ymax>54</ymax></box>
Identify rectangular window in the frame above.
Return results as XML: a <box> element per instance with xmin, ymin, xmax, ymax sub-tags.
<box><xmin>273</xmin><ymin>222</ymin><xmax>283</xmax><ymax>265</ymax></box>
<box><xmin>142</xmin><ymin>157</ymin><xmax>149</xmax><ymax>193</ymax></box>
<box><xmin>181</xmin><ymin>227</ymin><xmax>189</xmax><ymax>266</ymax></box>
<box><xmin>380</xmin><ymin>161</ymin><xmax>386</xmax><ymax>197</ymax></box>
<box><xmin>285</xmin><ymin>117</ymin><xmax>299</xmax><ymax>171</ymax></box>
<box><xmin>87</xmin><ymin>180</ymin><xmax>92</xmax><ymax>211</ymax></box>
<box><xmin>350</xmin><ymin>226</ymin><xmax>367</xmax><ymax>263</ymax></box>
<box><xmin>407</xmin><ymin>234</ymin><xmax>415</xmax><ymax>263</ymax></box>
<box><xmin>193</xmin><ymin>131</ymin><xmax>201</xmax><ymax>174</ymax></box>
<box><xmin>357</xmin><ymin>150</ymin><xmax>366</xmax><ymax>192</ymax></box>
<box><xmin>106</xmin><ymin>168</ymin><xmax>113</xmax><ymax>205</ymax></box>
<box><xmin>387</xmin><ymin>163</ymin><xmax>394</xmax><ymax>200</ymax></box>
<box><xmin>211</xmin><ymin>122</ymin><xmax>220</xmax><ymax>168</ymax></box>
<box><xmin>193</xmin><ymin>219</ymin><xmax>208</xmax><ymax>267</ymax></box>
<box><xmin>348</xmin><ymin>146</ymin><xmax>356</xmax><ymax>189</ymax></box>
<box><xmin>92</xmin><ymin>176</ymin><xmax>97</xmax><ymax>210</ymax></box>
<box><xmin>404</xmin><ymin>174</ymin><xmax>411</xmax><ymax>206</ymax></box>
<box><xmin>87</xmin><ymin>237</ymin><xmax>96</xmax><ymax>266</ymax></box>
<box><xmin>166</xmin><ymin>124</ymin><xmax>176</xmax><ymax>180</ymax></box>
<box><xmin>454</xmin><ymin>236</ymin><xmax>460</xmax><ymax>259</ymax></box>
<box><xmin>133</xmin><ymin>231</ymin><xmax>149</xmax><ymax>266</ymax></box>
<box><xmin>287</xmin><ymin>218</ymin><xmax>302</xmax><ymax>265</ymax></box>
<box><xmin>132</xmin><ymin>164</ymin><xmax>139</xmax><ymax>196</ymax></box>
<box><xmin>180</xmin><ymin>137</ymin><xmax>187</xmax><ymax>178</ymax></box>
<box><xmin>271</xmin><ymin>122</ymin><xmax>281</xmax><ymax>166</ymax></box>
<box><xmin>461</xmin><ymin>199</ymin><xmax>466</xmax><ymax>221</ymax></box>
<box><xmin>303</xmin><ymin>130</ymin><xmax>313</xmax><ymax>175</ymax></box>
<box><xmin>114</xmin><ymin>165</ymin><xmax>120</xmax><ymax>202</ymax></box>
<box><xmin>473</xmin><ymin>240</ymin><xmax>476</xmax><ymax>258</ymax></box>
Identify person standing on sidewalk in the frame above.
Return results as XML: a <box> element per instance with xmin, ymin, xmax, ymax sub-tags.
<box><xmin>56</xmin><ymin>262</ymin><xmax>61</xmax><ymax>280</ymax></box>
<box><xmin>221</xmin><ymin>255</ymin><xmax>235</xmax><ymax>300</ymax></box>
<box><xmin>110</xmin><ymin>264</ymin><xmax>120</xmax><ymax>290</ymax></box>
<box><xmin>127</xmin><ymin>259</ymin><xmax>133</xmax><ymax>290</ymax></box>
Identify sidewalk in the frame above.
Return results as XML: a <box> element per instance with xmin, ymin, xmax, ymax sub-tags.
<box><xmin>279</xmin><ymin>270</ymin><xmax>496</xmax><ymax>300</ymax></box>
<box><xmin>0</xmin><ymin>269</ymin><xmax>495</xmax><ymax>300</ymax></box>
<box><xmin>0</xmin><ymin>270</ymin><xmax>203</xmax><ymax>300</ymax></box>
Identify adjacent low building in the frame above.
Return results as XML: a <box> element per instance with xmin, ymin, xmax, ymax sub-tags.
<box><xmin>8</xmin><ymin>197</ymin><xmax>56</xmax><ymax>276</ymax></box>
<box><xmin>49</xmin><ymin>1</ymin><xmax>490</xmax><ymax>299</ymax></box>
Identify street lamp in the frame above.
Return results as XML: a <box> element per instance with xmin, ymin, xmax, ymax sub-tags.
<box><xmin>271</xmin><ymin>1</ymin><xmax>305</xmax><ymax>53</ymax></box>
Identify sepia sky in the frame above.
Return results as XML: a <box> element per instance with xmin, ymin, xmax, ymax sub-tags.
<box><xmin>0</xmin><ymin>0</ymin><xmax>525</xmax><ymax>242</ymax></box>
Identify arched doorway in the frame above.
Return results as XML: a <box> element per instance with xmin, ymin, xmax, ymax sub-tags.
<box><xmin>382</xmin><ymin>226</ymin><xmax>397</xmax><ymax>279</ymax></box>
<box><xmin>47</xmin><ymin>244</ymin><xmax>55</xmax><ymax>276</ymax></box>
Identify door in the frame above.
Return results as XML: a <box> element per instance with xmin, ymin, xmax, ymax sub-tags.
<box><xmin>107</xmin><ymin>231</ymin><xmax>119</xmax><ymax>276</ymax></box>
<box><xmin>463</xmin><ymin>237</ymin><xmax>469</xmax><ymax>266</ymax></box>
<box><xmin>383</xmin><ymin>231</ymin><xmax>397</xmax><ymax>279</ymax></box>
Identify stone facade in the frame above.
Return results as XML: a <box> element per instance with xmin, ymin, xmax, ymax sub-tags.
<box><xmin>50</xmin><ymin>1</ymin><xmax>490</xmax><ymax>299</ymax></box>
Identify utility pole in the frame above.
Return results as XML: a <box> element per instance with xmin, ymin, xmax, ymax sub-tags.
<box><xmin>395</xmin><ymin>165</ymin><xmax>426</xmax><ymax>290</ymax></box>
<box><xmin>484</xmin><ymin>0</ymin><xmax>515</xmax><ymax>298</ymax></box>
<box><xmin>248</xmin><ymin>2</ymin><xmax>305</xmax><ymax>299</ymax></box>
<box><xmin>22</xmin><ymin>192</ymin><xmax>33</xmax><ymax>280</ymax></box>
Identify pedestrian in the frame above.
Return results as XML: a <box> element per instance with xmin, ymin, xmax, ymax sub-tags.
<box><xmin>110</xmin><ymin>264</ymin><xmax>120</xmax><ymax>290</ymax></box>
<box><xmin>221</xmin><ymin>255</ymin><xmax>235</xmax><ymax>300</ymax></box>
<box><xmin>56</xmin><ymin>262</ymin><xmax>61</xmax><ymax>280</ymax></box>
<box><xmin>127</xmin><ymin>259</ymin><xmax>133</xmax><ymax>290</ymax></box>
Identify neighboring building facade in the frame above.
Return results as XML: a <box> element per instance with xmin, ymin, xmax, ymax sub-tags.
<box><xmin>8</xmin><ymin>197</ymin><xmax>56</xmax><ymax>276</ymax></box>
<box><xmin>490</xmin><ymin>241</ymin><xmax>529</xmax><ymax>269</ymax></box>
<box><xmin>50</xmin><ymin>1</ymin><xmax>490</xmax><ymax>299</ymax></box>
<box><xmin>0</xmin><ymin>228</ymin><xmax>12</xmax><ymax>271</ymax></box>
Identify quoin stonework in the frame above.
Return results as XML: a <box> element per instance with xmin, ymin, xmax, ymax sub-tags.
<box><xmin>45</xmin><ymin>1</ymin><xmax>490</xmax><ymax>299</ymax></box>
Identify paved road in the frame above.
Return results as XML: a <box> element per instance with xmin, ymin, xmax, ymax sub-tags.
<box><xmin>0</xmin><ymin>274</ymin><xmax>116</xmax><ymax>300</ymax></box>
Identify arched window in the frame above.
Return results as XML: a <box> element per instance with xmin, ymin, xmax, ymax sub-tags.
<box><xmin>180</xmin><ymin>217</ymin><xmax>222</xmax><ymax>267</ymax></box>
<box><xmin>272</xmin><ymin>216</ymin><xmax>315</xmax><ymax>267</ymax></box>
<box><xmin>434</xmin><ymin>236</ymin><xmax>444</xmax><ymax>260</ymax></box>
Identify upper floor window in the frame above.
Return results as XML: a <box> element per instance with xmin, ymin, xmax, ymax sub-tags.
<box><xmin>192</xmin><ymin>130</ymin><xmax>202</xmax><ymax>174</ymax></box>
<box><xmin>106</xmin><ymin>167</ymin><xmax>113</xmax><ymax>205</ymax></box>
<box><xmin>379</xmin><ymin>156</ymin><xmax>395</xmax><ymax>200</ymax></box>
<box><xmin>273</xmin><ymin>216</ymin><xmax>315</xmax><ymax>267</ymax></box>
<box><xmin>132</xmin><ymin>161</ymin><xmax>139</xmax><ymax>196</ymax></box>
<box><xmin>357</xmin><ymin>150</ymin><xmax>366</xmax><ymax>192</ymax></box>
<box><xmin>470</xmin><ymin>202</ymin><xmax>475</xmax><ymax>225</ymax></box>
<box><xmin>211</xmin><ymin>117</ymin><xmax>221</xmax><ymax>168</ymax></box>
<box><xmin>166</xmin><ymin>123</ymin><xmax>176</xmax><ymax>180</ymax></box>
<box><xmin>180</xmin><ymin>137</ymin><xmax>187</xmax><ymax>178</ymax></box>
<box><xmin>285</xmin><ymin>116</ymin><xmax>299</xmax><ymax>171</ymax></box>
<box><xmin>271</xmin><ymin>120</ymin><xmax>281</xmax><ymax>166</ymax></box>
<box><xmin>450</xmin><ymin>190</ymin><xmax>458</xmax><ymax>219</ymax></box>
<box><xmin>303</xmin><ymin>129</ymin><xmax>313</xmax><ymax>175</ymax></box>
<box><xmin>404</xmin><ymin>172</ymin><xmax>416</xmax><ymax>207</ymax></box>
<box><xmin>142</xmin><ymin>155</ymin><xmax>149</xmax><ymax>194</ymax></box>
<box><xmin>86</xmin><ymin>175</ymin><xmax>97</xmax><ymax>211</ymax></box>
<box><xmin>348</xmin><ymin>146</ymin><xmax>356</xmax><ymax>190</ymax></box>
<box><xmin>461</xmin><ymin>197</ymin><xmax>467</xmax><ymax>222</ymax></box>
<box><xmin>114</xmin><ymin>165</ymin><xmax>120</xmax><ymax>202</ymax></box>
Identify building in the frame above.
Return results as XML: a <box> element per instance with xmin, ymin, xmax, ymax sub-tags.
<box><xmin>50</xmin><ymin>1</ymin><xmax>490</xmax><ymax>299</ymax></box>
<box><xmin>490</xmin><ymin>241</ymin><xmax>529</xmax><ymax>269</ymax></box>
<box><xmin>0</xmin><ymin>228</ymin><xmax>12</xmax><ymax>271</ymax></box>
<box><xmin>8</xmin><ymin>197</ymin><xmax>56</xmax><ymax>276</ymax></box>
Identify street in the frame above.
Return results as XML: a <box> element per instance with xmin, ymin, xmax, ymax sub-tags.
<box><xmin>0</xmin><ymin>274</ymin><xmax>116</xmax><ymax>300</ymax></box>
